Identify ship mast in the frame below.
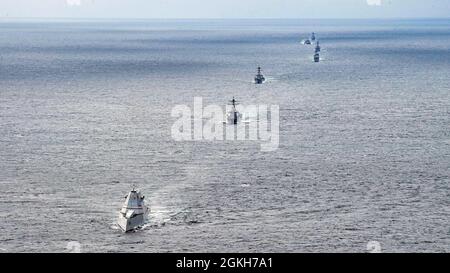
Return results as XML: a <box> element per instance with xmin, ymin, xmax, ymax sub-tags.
<box><xmin>230</xmin><ymin>97</ymin><xmax>237</xmax><ymax>108</ymax></box>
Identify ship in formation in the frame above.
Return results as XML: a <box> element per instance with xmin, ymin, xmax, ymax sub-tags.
<box><xmin>117</xmin><ymin>188</ymin><xmax>150</xmax><ymax>232</ymax></box>
<box><xmin>254</xmin><ymin>66</ymin><xmax>266</xmax><ymax>84</ymax></box>
<box><xmin>226</xmin><ymin>97</ymin><xmax>242</xmax><ymax>125</ymax></box>
<box><xmin>301</xmin><ymin>32</ymin><xmax>322</xmax><ymax>62</ymax></box>
<box><xmin>116</xmin><ymin>32</ymin><xmax>325</xmax><ymax>234</ymax></box>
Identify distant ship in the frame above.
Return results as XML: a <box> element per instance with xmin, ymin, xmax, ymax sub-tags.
<box><xmin>254</xmin><ymin>67</ymin><xmax>266</xmax><ymax>84</ymax></box>
<box><xmin>117</xmin><ymin>188</ymin><xmax>149</xmax><ymax>232</ymax></box>
<box><xmin>302</xmin><ymin>39</ymin><xmax>312</xmax><ymax>45</ymax></box>
<box><xmin>311</xmin><ymin>32</ymin><xmax>316</xmax><ymax>42</ymax></box>
<box><xmin>227</xmin><ymin>97</ymin><xmax>242</xmax><ymax>125</ymax></box>
<box><xmin>314</xmin><ymin>52</ymin><xmax>320</xmax><ymax>63</ymax></box>
<box><xmin>315</xmin><ymin>41</ymin><xmax>321</xmax><ymax>53</ymax></box>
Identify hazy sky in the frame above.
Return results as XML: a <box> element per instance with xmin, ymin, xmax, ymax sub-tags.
<box><xmin>0</xmin><ymin>0</ymin><xmax>449</xmax><ymax>18</ymax></box>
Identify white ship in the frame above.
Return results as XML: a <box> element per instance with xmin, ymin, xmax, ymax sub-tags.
<box><xmin>117</xmin><ymin>188</ymin><xmax>149</xmax><ymax>232</ymax></box>
<box><xmin>302</xmin><ymin>39</ymin><xmax>312</xmax><ymax>45</ymax></box>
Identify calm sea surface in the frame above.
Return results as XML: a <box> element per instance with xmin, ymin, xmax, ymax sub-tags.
<box><xmin>0</xmin><ymin>19</ymin><xmax>449</xmax><ymax>252</ymax></box>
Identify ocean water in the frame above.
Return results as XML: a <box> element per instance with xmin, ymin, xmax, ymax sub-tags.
<box><xmin>0</xmin><ymin>19</ymin><xmax>449</xmax><ymax>253</ymax></box>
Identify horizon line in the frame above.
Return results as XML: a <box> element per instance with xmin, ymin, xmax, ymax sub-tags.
<box><xmin>1</xmin><ymin>16</ymin><xmax>449</xmax><ymax>21</ymax></box>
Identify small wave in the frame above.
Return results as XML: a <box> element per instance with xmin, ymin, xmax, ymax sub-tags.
<box><xmin>264</xmin><ymin>77</ymin><xmax>278</xmax><ymax>83</ymax></box>
<box><xmin>110</xmin><ymin>224</ymin><xmax>120</xmax><ymax>230</ymax></box>
<box><xmin>149</xmin><ymin>204</ymin><xmax>172</xmax><ymax>219</ymax></box>
<box><xmin>118</xmin><ymin>240</ymin><xmax>145</xmax><ymax>245</ymax></box>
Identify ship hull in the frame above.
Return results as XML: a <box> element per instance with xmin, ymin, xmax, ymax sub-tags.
<box><xmin>118</xmin><ymin>213</ymin><xmax>147</xmax><ymax>232</ymax></box>
<box><xmin>227</xmin><ymin>111</ymin><xmax>242</xmax><ymax>125</ymax></box>
<box><xmin>254</xmin><ymin>76</ymin><xmax>265</xmax><ymax>84</ymax></box>
<box><xmin>314</xmin><ymin>54</ymin><xmax>320</xmax><ymax>62</ymax></box>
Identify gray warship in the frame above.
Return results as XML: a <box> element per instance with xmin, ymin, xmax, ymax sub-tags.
<box><xmin>117</xmin><ymin>188</ymin><xmax>150</xmax><ymax>232</ymax></box>
<box><xmin>254</xmin><ymin>67</ymin><xmax>266</xmax><ymax>84</ymax></box>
